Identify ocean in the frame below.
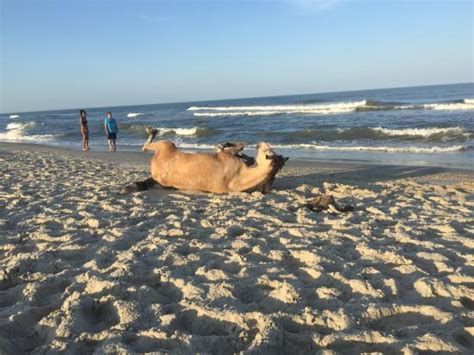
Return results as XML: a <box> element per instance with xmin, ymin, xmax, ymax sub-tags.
<box><xmin>1</xmin><ymin>83</ymin><xmax>473</xmax><ymax>169</ymax></box>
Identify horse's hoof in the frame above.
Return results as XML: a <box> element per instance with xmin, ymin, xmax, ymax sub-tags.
<box><xmin>145</xmin><ymin>126</ymin><xmax>158</xmax><ymax>136</ymax></box>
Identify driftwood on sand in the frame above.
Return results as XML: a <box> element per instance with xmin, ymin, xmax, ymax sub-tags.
<box><xmin>306</xmin><ymin>194</ymin><xmax>354</xmax><ymax>214</ymax></box>
<box><xmin>122</xmin><ymin>127</ymin><xmax>288</xmax><ymax>194</ymax></box>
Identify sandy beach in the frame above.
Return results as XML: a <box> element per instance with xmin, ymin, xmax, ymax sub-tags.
<box><xmin>0</xmin><ymin>142</ymin><xmax>473</xmax><ymax>353</ymax></box>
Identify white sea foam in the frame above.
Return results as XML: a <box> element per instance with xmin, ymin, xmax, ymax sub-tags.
<box><xmin>157</xmin><ymin>127</ymin><xmax>201</xmax><ymax>136</ymax></box>
<box><xmin>176</xmin><ymin>142</ymin><xmax>215</xmax><ymax>150</ymax></box>
<box><xmin>370</xmin><ymin>126</ymin><xmax>469</xmax><ymax>138</ymax></box>
<box><xmin>190</xmin><ymin>97</ymin><xmax>474</xmax><ymax>117</ymax></box>
<box><xmin>273</xmin><ymin>143</ymin><xmax>467</xmax><ymax>154</ymax></box>
<box><xmin>423</xmin><ymin>101</ymin><xmax>474</xmax><ymax>111</ymax></box>
<box><xmin>193</xmin><ymin>111</ymin><xmax>283</xmax><ymax>117</ymax></box>
<box><xmin>127</xmin><ymin>112</ymin><xmax>144</xmax><ymax>118</ymax></box>
<box><xmin>159</xmin><ymin>141</ymin><xmax>467</xmax><ymax>154</ymax></box>
<box><xmin>9</xmin><ymin>114</ymin><xmax>20</xmax><ymax>119</ymax></box>
<box><xmin>126</xmin><ymin>125</ymin><xmax>204</xmax><ymax>136</ymax></box>
<box><xmin>6</xmin><ymin>121</ymin><xmax>37</xmax><ymax>130</ymax></box>
<box><xmin>189</xmin><ymin>100</ymin><xmax>368</xmax><ymax>116</ymax></box>
<box><xmin>0</xmin><ymin>121</ymin><xmax>55</xmax><ymax>142</ymax></box>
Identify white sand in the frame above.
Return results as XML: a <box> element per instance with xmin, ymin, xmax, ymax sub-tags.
<box><xmin>0</xmin><ymin>144</ymin><xmax>473</xmax><ymax>353</ymax></box>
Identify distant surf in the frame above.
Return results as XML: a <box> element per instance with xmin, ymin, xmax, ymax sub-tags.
<box><xmin>423</xmin><ymin>99</ymin><xmax>474</xmax><ymax>111</ymax></box>
<box><xmin>120</xmin><ymin>124</ymin><xmax>212</xmax><ymax>137</ymax></box>
<box><xmin>189</xmin><ymin>100</ymin><xmax>367</xmax><ymax>117</ymax></box>
<box><xmin>9</xmin><ymin>114</ymin><xmax>20</xmax><ymax>119</ymax></box>
<box><xmin>0</xmin><ymin>121</ymin><xmax>55</xmax><ymax>142</ymax></box>
<box><xmin>156</xmin><ymin>127</ymin><xmax>209</xmax><ymax>136</ymax></box>
<box><xmin>174</xmin><ymin>142</ymin><xmax>467</xmax><ymax>154</ymax></box>
<box><xmin>127</xmin><ymin>112</ymin><xmax>145</xmax><ymax>118</ymax></box>
<box><xmin>188</xmin><ymin>98</ymin><xmax>474</xmax><ymax>117</ymax></box>
<box><xmin>273</xmin><ymin>144</ymin><xmax>468</xmax><ymax>154</ymax></box>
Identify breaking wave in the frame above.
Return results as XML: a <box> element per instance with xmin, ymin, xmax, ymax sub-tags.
<box><xmin>423</xmin><ymin>100</ymin><xmax>474</xmax><ymax>111</ymax></box>
<box><xmin>157</xmin><ymin>127</ymin><xmax>206</xmax><ymax>136</ymax></box>
<box><xmin>0</xmin><ymin>121</ymin><xmax>55</xmax><ymax>142</ymax></box>
<box><xmin>267</xmin><ymin>126</ymin><xmax>470</xmax><ymax>142</ymax></box>
<box><xmin>189</xmin><ymin>100</ymin><xmax>367</xmax><ymax>117</ymax></box>
<box><xmin>189</xmin><ymin>98</ymin><xmax>474</xmax><ymax>117</ymax></box>
<box><xmin>154</xmin><ymin>141</ymin><xmax>468</xmax><ymax>154</ymax></box>
<box><xmin>369</xmin><ymin>126</ymin><xmax>465</xmax><ymax>137</ymax></box>
<box><xmin>6</xmin><ymin>122</ymin><xmax>37</xmax><ymax>130</ymax></box>
<box><xmin>176</xmin><ymin>142</ymin><xmax>215</xmax><ymax>150</ymax></box>
<box><xmin>9</xmin><ymin>114</ymin><xmax>20</xmax><ymax>119</ymax></box>
<box><xmin>127</xmin><ymin>112</ymin><xmax>144</xmax><ymax>118</ymax></box>
<box><xmin>121</xmin><ymin>124</ymin><xmax>212</xmax><ymax>137</ymax></box>
<box><xmin>193</xmin><ymin>111</ymin><xmax>283</xmax><ymax>117</ymax></box>
<box><xmin>272</xmin><ymin>144</ymin><xmax>468</xmax><ymax>154</ymax></box>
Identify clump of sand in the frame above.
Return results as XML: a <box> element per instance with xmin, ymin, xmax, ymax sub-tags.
<box><xmin>0</xmin><ymin>148</ymin><xmax>473</xmax><ymax>353</ymax></box>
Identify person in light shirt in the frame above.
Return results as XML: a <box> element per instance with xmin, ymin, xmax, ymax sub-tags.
<box><xmin>104</xmin><ymin>111</ymin><xmax>118</xmax><ymax>152</ymax></box>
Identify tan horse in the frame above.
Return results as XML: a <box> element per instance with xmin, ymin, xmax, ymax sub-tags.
<box><xmin>123</xmin><ymin>128</ymin><xmax>287</xmax><ymax>194</ymax></box>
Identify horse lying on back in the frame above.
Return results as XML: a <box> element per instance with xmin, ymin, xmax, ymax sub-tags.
<box><xmin>123</xmin><ymin>127</ymin><xmax>288</xmax><ymax>194</ymax></box>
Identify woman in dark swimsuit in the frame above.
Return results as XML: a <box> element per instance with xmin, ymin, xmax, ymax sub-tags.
<box><xmin>80</xmin><ymin>109</ymin><xmax>90</xmax><ymax>151</ymax></box>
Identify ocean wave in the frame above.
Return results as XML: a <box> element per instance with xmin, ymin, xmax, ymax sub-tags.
<box><xmin>6</xmin><ymin>121</ymin><xmax>37</xmax><ymax>130</ymax></box>
<box><xmin>189</xmin><ymin>97</ymin><xmax>474</xmax><ymax>117</ymax></box>
<box><xmin>121</xmin><ymin>124</ymin><xmax>211</xmax><ymax>137</ymax></box>
<box><xmin>176</xmin><ymin>142</ymin><xmax>215</xmax><ymax>150</ymax></box>
<box><xmin>269</xmin><ymin>126</ymin><xmax>470</xmax><ymax>142</ymax></box>
<box><xmin>369</xmin><ymin>126</ymin><xmax>470</xmax><ymax>139</ymax></box>
<box><xmin>193</xmin><ymin>111</ymin><xmax>284</xmax><ymax>117</ymax></box>
<box><xmin>0</xmin><ymin>121</ymin><xmax>55</xmax><ymax>142</ymax></box>
<box><xmin>423</xmin><ymin>99</ymin><xmax>474</xmax><ymax>111</ymax></box>
<box><xmin>151</xmin><ymin>141</ymin><xmax>467</xmax><ymax>154</ymax></box>
<box><xmin>157</xmin><ymin>127</ymin><xmax>205</xmax><ymax>136</ymax></box>
<box><xmin>127</xmin><ymin>112</ymin><xmax>145</xmax><ymax>118</ymax></box>
<box><xmin>272</xmin><ymin>143</ymin><xmax>467</xmax><ymax>154</ymax></box>
<box><xmin>189</xmin><ymin>100</ymin><xmax>368</xmax><ymax>117</ymax></box>
<box><xmin>9</xmin><ymin>114</ymin><xmax>20</xmax><ymax>119</ymax></box>
<box><xmin>188</xmin><ymin>101</ymin><xmax>367</xmax><ymax>112</ymax></box>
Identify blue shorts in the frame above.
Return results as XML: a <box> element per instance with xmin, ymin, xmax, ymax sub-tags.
<box><xmin>107</xmin><ymin>132</ymin><xmax>117</xmax><ymax>140</ymax></box>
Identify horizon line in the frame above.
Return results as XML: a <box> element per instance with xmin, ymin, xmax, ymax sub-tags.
<box><xmin>2</xmin><ymin>81</ymin><xmax>472</xmax><ymax>115</ymax></box>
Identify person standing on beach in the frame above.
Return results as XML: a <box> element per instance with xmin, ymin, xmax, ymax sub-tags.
<box><xmin>80</xmin><ymin>109</ymin><xmax>89</xmax><ymax>151</ymax></box>
<box><xmin>104</xmin><ymin>111</ymin><xmax>118</xmax><ymax>152</ymax></box>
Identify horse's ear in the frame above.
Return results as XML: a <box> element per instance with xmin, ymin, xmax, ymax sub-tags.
<box><xmin>284</xmin><ymin>157</ymin><xmax>289</xmax><ymax>161</ymax></box>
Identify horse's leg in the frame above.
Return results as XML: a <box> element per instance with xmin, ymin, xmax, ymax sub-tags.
<box><xmin>142</xmin><ymin>126</ymin><xmax>159</xmax><ymax>151</ymax></box>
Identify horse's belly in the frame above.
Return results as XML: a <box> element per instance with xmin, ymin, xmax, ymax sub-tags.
<box><xmin>152</xmin><ymin>159</ymin><xmax>231</xmax><ymax>192</ymax></box>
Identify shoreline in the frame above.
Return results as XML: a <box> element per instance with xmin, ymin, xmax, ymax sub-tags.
<box><xmin>1</xmin><ymin>141</ymin><xmax>474</xmax><ymax>175</ymax></box>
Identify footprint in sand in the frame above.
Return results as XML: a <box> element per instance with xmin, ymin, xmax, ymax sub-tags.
<box><xmin>75</xmin><ymin>298</ymin><xmax>120</xmax><ymax>333</ymax></box>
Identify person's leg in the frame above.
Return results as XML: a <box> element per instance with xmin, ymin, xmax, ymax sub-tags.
<box><xmin>108</xmin><ymin>139</ymin><xmax>113</xmax><ymax>151</ymax></box>
<box><xmin>84</xmin><ymin>134</ymin><xmax>89</xmax><ymax>151</ymax></box>
<box><xmin>112</xmin><ymin>139</ymin><xmax>116</xmax><ymax>151</ymax></box>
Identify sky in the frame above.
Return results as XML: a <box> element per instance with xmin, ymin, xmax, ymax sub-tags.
<box><xmin>0</xmin><ymin>0</ymin><xmax>472</xmax><ymax>113</ymax></box>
